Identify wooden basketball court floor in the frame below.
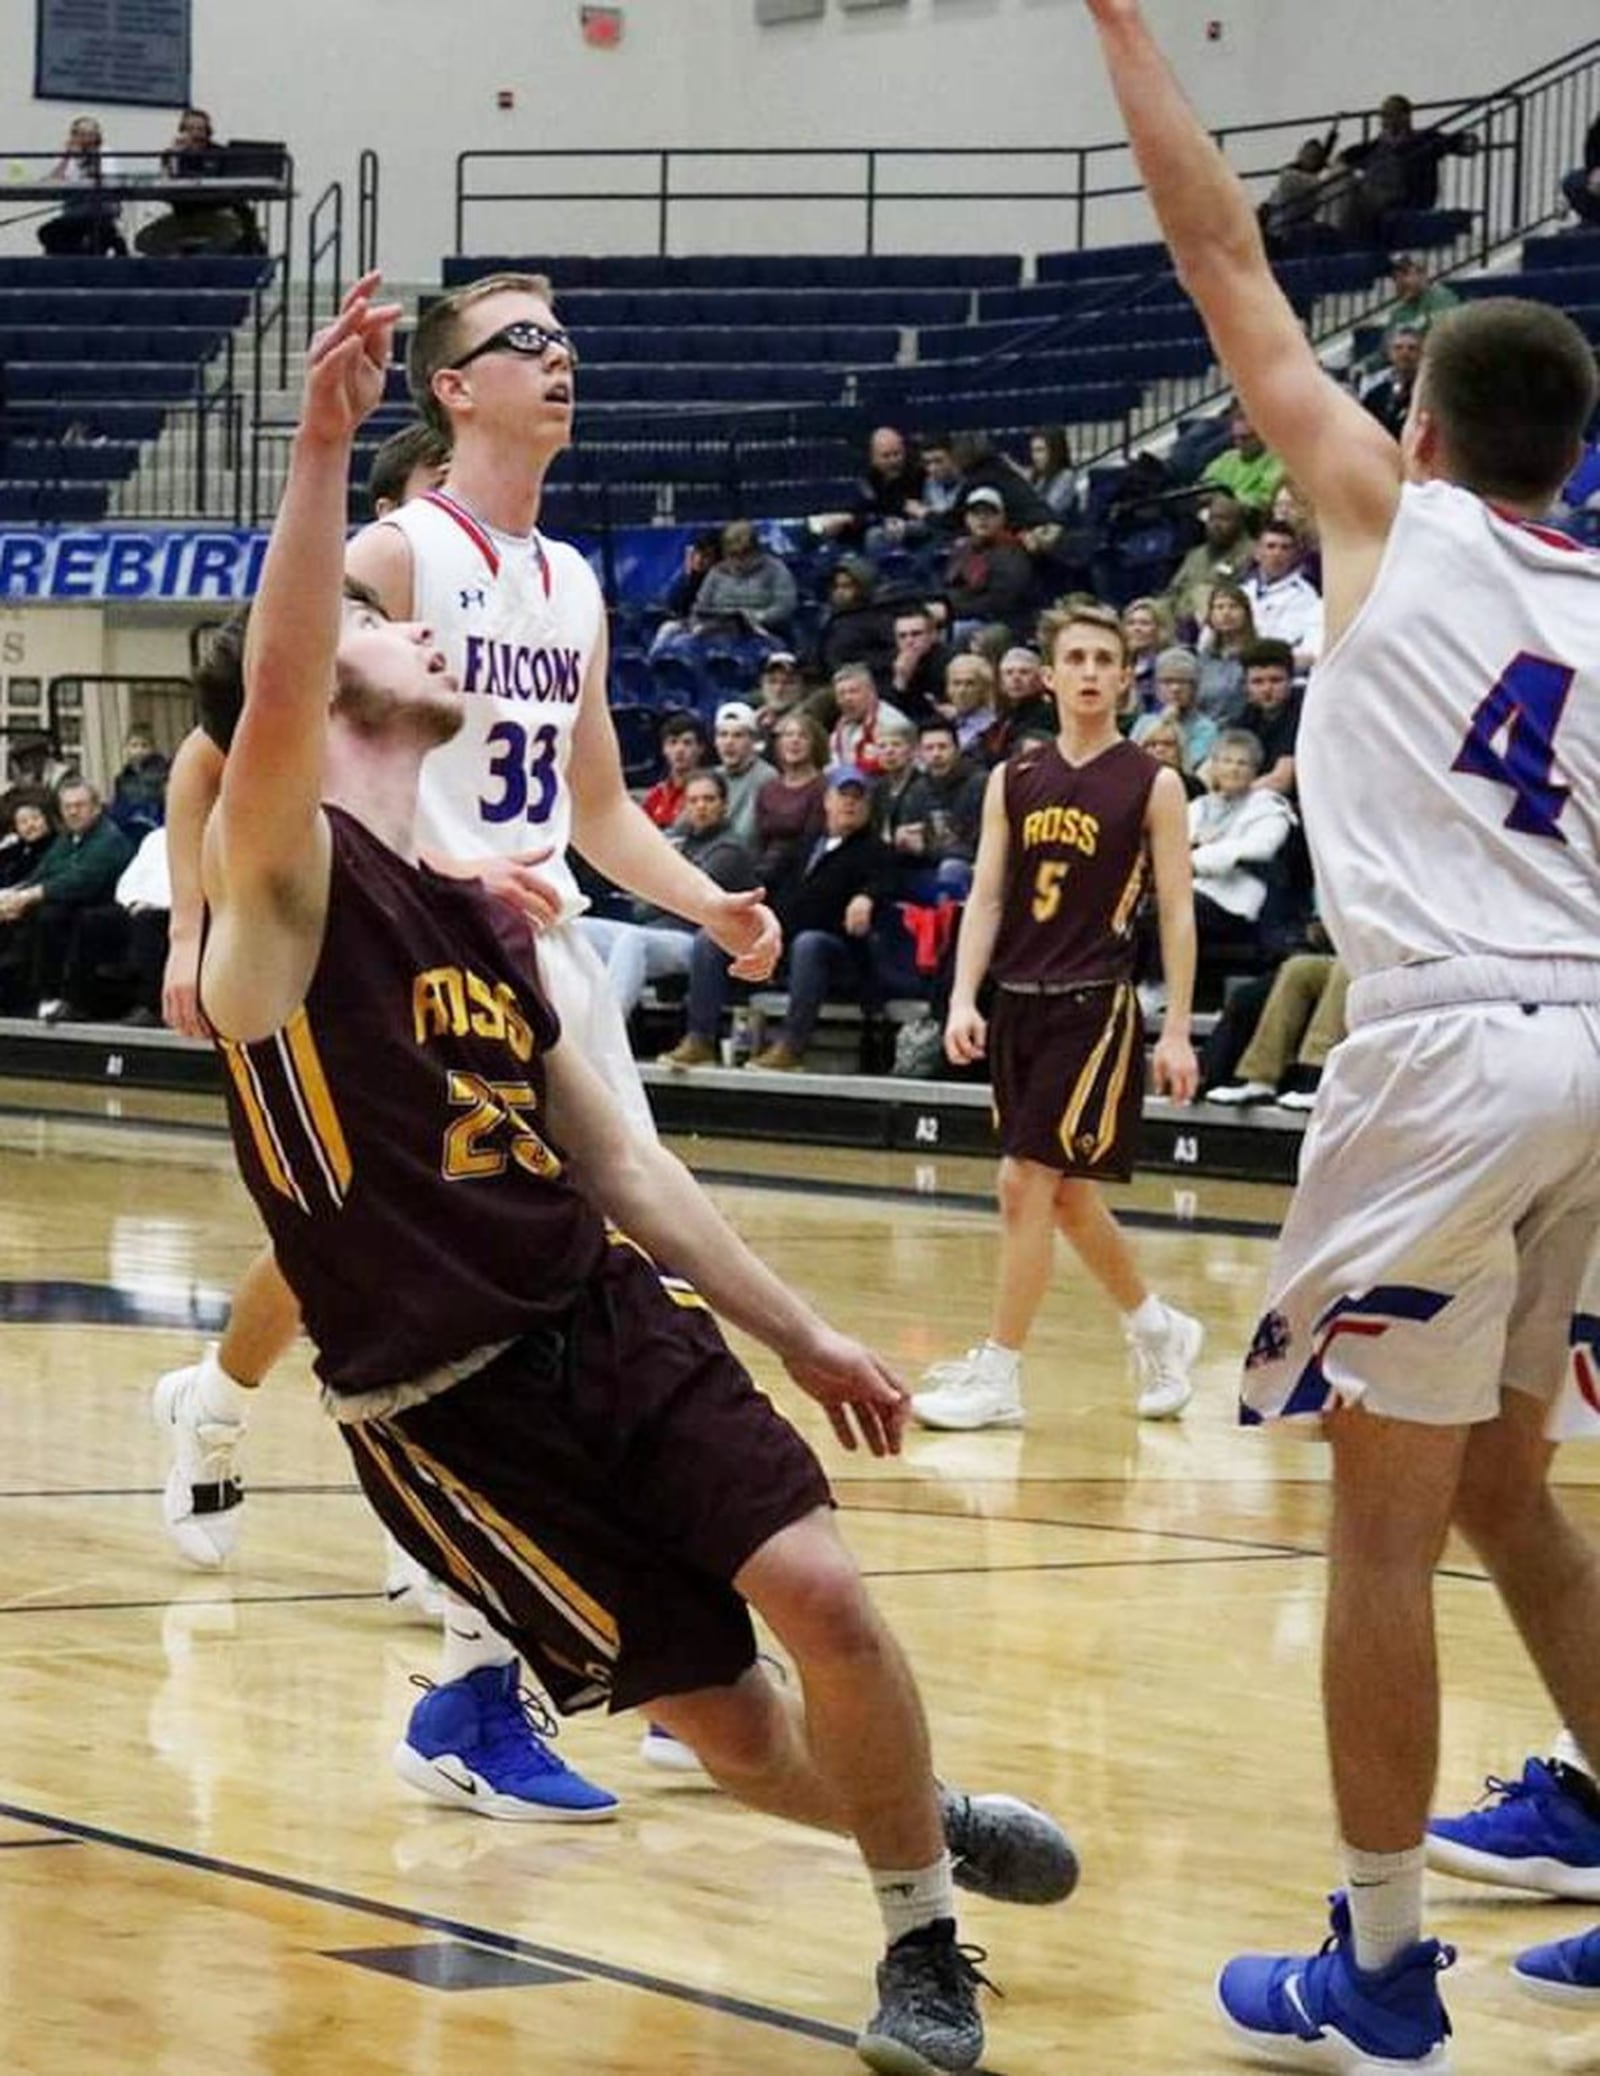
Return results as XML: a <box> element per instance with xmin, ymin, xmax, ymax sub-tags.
<box><xmin>2</xmin><ymin>1079</ymin><xmax>1600</xmax><ymax>2076</ymax></box>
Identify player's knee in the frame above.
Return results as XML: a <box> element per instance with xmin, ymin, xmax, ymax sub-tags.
<box><xmin>997</xmin><ymin>1158</ymin><xmax>1052</xmax><ymax>1224</ymax></box>
<box><xmin>749</xmin><ymin>1543</ymin><xmax>883</xmax><ymax>1666</ymax></box>
<box><xmin>1052</xmin><ymin>1178</ymin><xmax>1095</xmax><ymax>1233</ymax></box>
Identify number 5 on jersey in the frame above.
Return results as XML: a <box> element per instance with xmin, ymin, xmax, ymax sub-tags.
<box><xmin>1452</xmin><ymin>651</ymin><xmax>1575</xmax><ymax>844</ymax></box>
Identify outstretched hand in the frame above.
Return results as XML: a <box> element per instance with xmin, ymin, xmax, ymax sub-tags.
<box><xmin>784</xmin><ymin>1327</ymin><xmax>910</xmax><ymax>1458</ymax></box>
<box><xmin>301</xmin><ymin>271</ymin><xmax>403</xmax><ymax>446</ymax></box>
<box><xmin>705</xmin><ymin>887</ymin><xmax>783</xmax><ymax>982</ymax></box>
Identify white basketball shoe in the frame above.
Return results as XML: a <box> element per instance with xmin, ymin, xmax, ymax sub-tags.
<box><xmin>1126</xmin><ymin>1304</ymin><xmax>1203</xmax><ymax>1420</ymax></box>
<box><xmin>912</xmin><ymin>1347</ymin><xmax>1026</xmax><ymax>1431</ymax></box>
<box><xmin>151</xmin><ymin>1343</ymin><xmax>247</xmax><ymax>1568</ymax></box>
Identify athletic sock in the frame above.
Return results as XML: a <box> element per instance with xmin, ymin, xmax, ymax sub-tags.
<box><xmin>196</xmin><ymin>1345</ymin><xmax>255</xmax><ymax>1423</ymax></box>
<box><xmin>437</xmin><ymin>1594</ymin><xmax>516</xmax><ymax>1683</ymax></box>
<box><xmin>1343</xmin><ymin>1842</ymin><xmax>1425</xmax><ymax>1972</ymax></box>
<box><xmin>1553</xmin><ymin>1726</ymin><xmax>1597</xmax><ymax>1781</ymax></box>
<box><xmin>1123</xmin><ymin>1294</ymin><xmax>1166</xmax><ymax>1339</ymax></box>
<box><xmin>871</xmin><ymin>1852</ymin><xmax>957</xmax><ymax>1947</ymax></box>
<box><xmin>975</xmin><ymin>1340</ymin><xmax>1020</xmax><ymax>1385</ymax></box>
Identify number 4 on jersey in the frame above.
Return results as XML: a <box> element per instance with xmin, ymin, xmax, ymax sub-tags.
<box><xmin>1452</xmin><ymin>651</ymin><xmax>1575</xmax><ymax>845</ymax></box>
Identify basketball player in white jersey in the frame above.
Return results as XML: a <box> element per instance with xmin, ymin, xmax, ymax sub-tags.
<box><xmin>154</xmin><ymin>272</ymin><xmax>782</xmax><ymax>1814</ymax></box>
<box><xmin>1087</xmin><ymin>2</ymin><xmax>1600</xmax><ymax>2061</ymax></box>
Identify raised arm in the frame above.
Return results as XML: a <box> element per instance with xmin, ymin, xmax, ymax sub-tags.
<box><xmin>1084</xmin><ymin>0</ymin><xmax>1401</xmax><ymax>628</ymax></box>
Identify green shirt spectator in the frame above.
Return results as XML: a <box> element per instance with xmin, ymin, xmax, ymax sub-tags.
<box><xmin>1383</xmin><ymin>255</ymin><xmax>1460</xmax><ymax>345</ymax></box>
<box><xmin>1201</xmin><ymin>411</ymin><xmax>1286</xmax><ymax>520</ymax></box>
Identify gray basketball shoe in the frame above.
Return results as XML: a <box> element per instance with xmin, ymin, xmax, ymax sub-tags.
<box><xmin>940</xmin><ymin>1787</ymin><xmax>1080</xmax><ymax>1904</ymax></box>
<box><xmin>857</xmin><ymin>1922</ymin><xmax>990</xmax><ymax>2075</ymax></box>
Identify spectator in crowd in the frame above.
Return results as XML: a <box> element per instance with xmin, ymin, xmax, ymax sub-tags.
<box><xmin>947</xmin><ymin>432</ymin><xmax>1057</xmax><ymax>534</ymax></box>
<box><xmin>1139</xmin><ymin>714</ymin><xmax>1206</xmax><ymax>800</ymax></box>
<box><xmin>712</xmin><ymin>700</ymin><xmax>777</xmax><ymax>848</ymax></box>
<box><xmin>751</xmin><ymin>649</ymin><xmax>808</xmax><ymax>743</ymax></box>
<box><xmin>828</xmin><ymin>662</ymin><xmax>909</xmax><ymax>777</ymax></box>
<box><xmin>873</xmin><ymin>718</ymin><xmax>925</xmax><ymax>854</ymax></box>
<box><xmin>1120</xmin><ymin>595</ymin><xmax>1175</xmax><ymax>718</ymax></box>
<box><xmin>5</xmin><ymin>730</ymin><xmax>72</xmax><ymax>796</ymax></box>
<box><xmin>0</xmin><ymin>794</ymin><xmax>57</xmax><ymax>889</ymax></box>
<box><xmin>367</xmin><ymin>421</ymin><xmax>450</xmax><ymax>515</ymax></box>
<box><xmin>1235</xmin><ymin>638</ymin><xmax>1303</xmax><ymax>796</ymax></box>
<box><xmin>0</xmin><ymin>777</ymin><xmax>133</xmax><ymax>1016</ymax></box>
<box><xmin>944</xmin><ymin>488</ymin><xmax>1035</xmax><ymax>642</ymax></box>
<box><xmin>1024</xmin><ymin>425</ymin><xmax>1080</xmax><ymax>519</ymax></box>
<box><xmin>55</xmin><ymin>821</ymin><xmax>173</xmax><ymax>1026</ymax></box>
<box><xmin>917</xmin><ymin>433</ymin><xmax>965</xmax><ymax>533</ymax></box>
<box><xmin>1382</xmin><ymin>253</ymin><xmax>1461</xmax><ymax>344</ymax></box>
<box><xmin>1260</xmin><ymin>129</ymin><xmax>1340</xmax><ymax>251</ymax></box>
<box><xmin>753</xmin><ymin>711</ymin><xmax>828</xmax><ymax>904</ymax></box>
<box><xmin>1334</xmin><ymin>98</ymin><xmax>1479</xmax><ymax>244</ymax></box>
<box><xmin>1195</xmin><ymin>582</ymin><xmax>1258</xmax><ymax>724</ymax></box>
<box><xmin>1561</xmin><ymin>111</ymin><xmax>1600</xmax><ymax>227</ymax></box>
<box><xmin>37</xmin><ymin>115</ymin><xmax>126</xmax><ymax>256</ymax></box>
<box><xmin>1269</xmin><ymin>478</ymin><xmax>1321</xmax><ymax>584</ymax></box>
<box><xmin>1133</xmin><ymin>648</ymin><xmax>1217</xmax><ymax>771</ymax></box>
<box><xmin>109</xmin><ymin>726</ymin><xmax>169</xmax><ymax>839</ymax></box>
<box><xmin>1187</xmin><ymin>731</ymin><xmax>1298</xmax><ymax>968</ymax></box>
<box><xmin>656</xmin><ymin>530</ymin><xmax>724</xmax><ymax>625</ymax></box>
<box><xmin>661</xmin><ymin>767</ymin><xmax>894</xmax><ymax>1073</ymax></box>
<box><xmin>1208</xmin><ymin>951</ymin><xmax>1350</xmax><ymax>1111</ymax></box>
<box><xmin>887</xmin><ymin>602</ymin><xmax>950</xmax><ymax>726</ymax></box>
<box><xmin>640</xmin><ymin>710</ymin><xmax>707</xmax><ymax>829</ymax></box>
<box><xmin>892</xmin><ymin>719</ymin><xmax>986</xmax><ymax>899</ymax></box>
<box><xmin>986</xmin><ymin>647</ymin><xmax>1057</xmax><ymax>760</ymax></box>
<box><xmin>579</xmin><ymin>770</ymin><xmax>757</xmax><ymax>1021</ymax></box>
<box><xmin>1241</xmin><ymin>521</ymin><xmax>1325</xmax><ymax>672</ymax></box>
<box><xmin>940</xmin><ymin>654</ymin><xmax>999</xmax><ymax>761</ymax></box>
<box><xmin>817</xmin><ymin>556</ymin><xmax>894</xmax><ymax>684</ymax></box>
<box><xmin>679</xmin><ymin>519</ymin><xmax>797</xmax><ymax>646</ymax></box>
<box><xmin>1165</xmin><ymin>488</ymin><xmax>1256</xmax><ymax>629</ymax></box>
<box><xmin>1200</xmin><ymin>410</ymin><xmax>1287</xmax><ymax>520</ymax></box>
<box><xmin>816</xmin><ymin>426</ymin><xmax>928</xmax><ymax>551</ymax></box>
<box><xmin>1360</xmin><ymin>325</ymin><xmax>1425</xmax><ymax>439</ymax></box>
<box><xmin>137</xmin><ymin>107</ymin><xmax>265</xmax><ymax>257</ymax></box>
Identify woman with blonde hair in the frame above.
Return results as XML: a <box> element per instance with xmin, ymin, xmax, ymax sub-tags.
<box><xmin>1120</xmin><ymin>595</ymin><xmax>1174</xmax><ymax>719</ymax></box>
<box><xmin>1195</xmin><ymin>583</ymin><xmax>1256</xmax><ymax>724</ymax></box>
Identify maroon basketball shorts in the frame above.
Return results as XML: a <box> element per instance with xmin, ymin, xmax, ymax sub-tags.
<box><xmin>989</xmin><ymin>979</ymin><xmax>1145</xmax><ymax>1180</ymax></box>
<box><xmin>342</xmin><ymin>1238</ymin><xmax>832</xmax><ymax>1713</ymax></box>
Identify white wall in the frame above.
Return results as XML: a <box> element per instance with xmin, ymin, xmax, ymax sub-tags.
<box><xmin>0</xmin><ymin>0</ymin><xmax>1594</xmax><ymax>275</ymax></box>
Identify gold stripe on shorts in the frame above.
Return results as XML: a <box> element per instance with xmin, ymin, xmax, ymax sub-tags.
<box><xmin>1057</xmin><ymin>982</ymin><xmax>1136</xmax><ymax>1164</ymax></box>
<box><xmin>349</xmin><ymin>1421</ymin><xmax>509</xmax><ymax>1619</ymax></box>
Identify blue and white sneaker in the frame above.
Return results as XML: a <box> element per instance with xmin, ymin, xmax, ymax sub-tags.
<box><xmin>1216</xmin><ymin>1894</ymin><xmax>1454</xmax><ymax>2071</ymax></box>
<box><xmin>1426</xmin><ymin>1757</ymin><xmax>1600</xmax><ymax>1898</ymax></box>
<box><xmin>393</xmin><ymin>1664</ymin><xmax>620</xmax><ymax>1822</ymax></box>
<box><xmin>1512</xmin><ymin>1924</ymin><xmax>1600</xmax><ymax>2006</ymax></box>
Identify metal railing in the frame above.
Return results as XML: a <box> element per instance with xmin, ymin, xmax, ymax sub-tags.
<box><xmin>357</xmin><ymin>149</ymin><xmax>380</xmax><ymax>275</ymax></box>
<box><xmin>305</xmin><ymin>177</ymin><xmax>344</xmax><ymax>343</ymax></box>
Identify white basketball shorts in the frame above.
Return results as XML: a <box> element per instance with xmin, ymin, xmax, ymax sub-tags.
<box><xmin>537</xmin><ymin>920</ymin><xmax>658</xmax><ymax>1144</ymax></box>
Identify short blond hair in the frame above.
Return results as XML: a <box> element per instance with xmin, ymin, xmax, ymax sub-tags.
<box><xmin>1037</xmin><ymin>602</ymin><xmax>1128</xmax><ymax>665</ymax></box>
<box><xmin>408</xmin><ymin>271</ymin><xmax>555</xmax><ymax>436</ymax></box>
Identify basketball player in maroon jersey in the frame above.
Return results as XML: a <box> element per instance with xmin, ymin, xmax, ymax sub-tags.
<box><xmin>913</xmin><ymin>603</ymin><xmax>1202</xmax><ymax>1431</ymax></box>
<box><xmin>196</xmin><ymin>276</ymin><xmax>1078</xmax><ymax>2076</ymax></box>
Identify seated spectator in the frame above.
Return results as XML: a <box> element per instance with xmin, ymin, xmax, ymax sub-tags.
<box><xmin>56</xmin><ymin>823</ymin><xmax>173</xmax><ymax>1025</ymax></box>
<box><xmin>1235</xmin><ymin>638</ymin><xmax>1303</xmax><ymax>796</ymax></box>
<box><xmin>1360</xmin><ymin>324</ymin><xmax>1424</xmax><ymax>439</ymax></box>
<box><xmin>887</xmin><ymin>601</ymin><xmax>950</xmax><ymax>726</ymax></box>
<box><xmin>0</xmin><ymin>777</ymin><xmax>133</xmax><ymax>1016</ymax></box>
<box><xmin>1120</xmin><ymin>595</ymin><xmax>1175</xmax><ymax>719</ymax></box>
<box><xmin>1562</xmin><ymin>112</ymin><xmax>1600</xmax><ymax>228</ymax></box>
<box><xmin>947</xmin><ymin>431</ymin><xmax>1057</xmax><ymax>534</ymax></box>
<box><xmin>660</xmin><ymin>519</ymin><xmax>796</xmax><ymax>655</ymax></box>
<box><xmin>654</xmin><ymin>530</ymin><xmax>723</xmax><ymax>629</ymax></box>
<box><xmin>1187</xmin><ymin>732</ymin><xmax>1298</xmax><ymax>968</ymax></box>
<box><xmin>1024</xmin><ymin>425</ymin><xmax>1080</xmax><ymax>521</ymax></box>
<box><xmin>1165</xmin><ymin>489</ymin><xmax>1256</xmax><ymax>631</ymax></box>
<box><xmin>1334</xmin><ymin>99</ymin><xmax>1479</xmax><ymax>245</ymax></box>
<box><xmin>367</xmin><ymin>421</ymin><xmax>450</xmax><ymax>516</ymax></box>
<box><xmin>751</xmin><ymin>649</ymin><xmax>808</xmax><ymax>744</ymax></box>
<box><xmin>1259</xmin><ymin>129</ymin><xmax>1340</xmax><ymax>251</ymax></box>
<box><xmin>712</xmin><ymin>699</ymin><xmax>777</xmax><ymax>848</ymax></box>
<box><xmin>1200</xmin><ymin>410</ymin><xmax>1287</xmax><ymax>521</ymax></box>
<box><xmin>5</xmin><ymin>730</ymin><xmax>72</xmax><ymax>797</ymax></box>
<box><xmin>939</xmin><ymin>654</ymin><xmax>999</xmax><ymax>761</ymax></box>
<box><xmin>890</xmin><ymin>719</ymin><xmax>985</xmax><ymax>899</ymax></box>
<box><xmin>639</xmin><ymin>710</ymin><xmax>707</xmax><ymax>829</ymax></box>
<box><xmin>1240</xmin><ymin>522</ymin><xmax>1324</xmax><ymax>673</ymax></box>
<box><xmin>828</xmin><ymin>662</ymin><xmax>909</xmax><ymax>776</ymax></box>
<box><xmin>37</xmin><ymin>116</ymin><xmax>126</xmax><ymax>257</ymax></box>
<box><xmin>0</xmin><ymin>794</ymin><xmax>57</xmax><ymax>889</ymax></box>
<box><xmin>1269</xmin><ymin>478</ymin><xmax>1322</xmax><ymax>586</ymax></box>
<box><xmin>874</xmin><ymin>718</ymin><xmax>924</xmax><ymax>852</ymax></box>
<box><xmin>109</xmin><ymin>727</ymin><xmax>169</xmax><ymax>839</ymax></box>
<box><xmin>817</xmin><ymin>556</ymin><xmax>894</xmax><ymax>683</ymax></box>
<box><xmin>1208</xmin><ymin>950</ymin><xmax>1349</xmax><ymax>1111</ymax></box>
<box><xmin>136</xmin><ymin>108</ymin><xmax>265</xmax><ymax>257</ymax></box>
<box><xmin>1139</xmin><ymin>714</ymin><xmax>1206</xmax><ymax>801</ymax></box>
<box><xmin>815</xmin><ymin>426</ymin><xmax>928</xmax><ymax>552</ymax></box>
<box><xmin>917</xmin><ymin>433</ymin><xmax>965</xmax><ymax>534</ymax></box>
<box><xmin>1195</xmin><ymin>582</ymin><xmax>1257</xmax><ymax>723</ymax></box>
<box><xmin>943</xmin><ymin>488</ymin><xmax>1036</xmax><ymax>642</ymax></box>
<box><xmin>1382</xmin><ymin>253</ymin><xmax>1461</xmax><ymax>346</ymax></box>
<box><xmin>1133</xmin><ymin>648</ymin><xmax>1217</xmax><ymax>771</ymax></box>
<box><xmin>579</xmin><ymin>770</ymin><xmax>755</xmax><ymax>1020</ymax></box>
<box><xmin>661</xmin><ymin>767</ymin><xmax>893</xmax><ymax>1073</ymax></box>
<box><xmin>753</xmin><ymin>711</ymin><xmax>828</xmax><ymax>903</ymax></box>
<box><xmin>986</xmin><ymin>646</ymin><xmax>1057</xmax><ymax>760</ymax></box>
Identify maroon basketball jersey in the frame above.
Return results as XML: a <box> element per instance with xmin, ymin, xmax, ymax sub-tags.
<box><xmin>211</xmin><ymin>806</ymin><xmax>607</xmax><ymax>1399</ymax></box>
<box><xmin>990</xmin><ymin>738</ymin><xmax>1157</xmax><ymax>987</ymax></box>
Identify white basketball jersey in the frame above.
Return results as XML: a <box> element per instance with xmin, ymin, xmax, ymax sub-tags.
<box><xmin>1302</xmin><ymin>480</ymin><xmax>1600</xmax><ymax>981</ymax></box>
<box><xmin>382</xmin><ymin>489</ymin><xmax>604</xmax><ymax>922</ymax></box>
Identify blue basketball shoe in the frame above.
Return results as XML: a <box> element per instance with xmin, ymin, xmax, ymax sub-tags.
<box><xmin>1512</xmin><ymin>1924</ymin><xmax>1600</xmax><ymax>2006</ymax></box>
<box><xmin>1426</xmin><ymin>1757</ymin><xmax>1600</xmax><ymax>1899</ymax></box>
<box><xmin>393</xmin><ymin>1664</ymin><xmax>620</xmax><ymax>1821</ymax></box>
<box><xmin>1216</xmin><ymin>1894</ymin><xmax>1454</xmax><ymax>2071</ymax></box>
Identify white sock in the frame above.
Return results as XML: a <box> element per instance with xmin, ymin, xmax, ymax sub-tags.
<box><xmin>871</xmin><ymin>1852</ymin><xmax>956</xmax><ymax>1946</ymax></box>
<box><xmin>1553</xmin><ymin>1727</ymin><xmax>1596</xmax><ymax>1780</ymax></box>
<box><xmin>975</xmin><ymin>1340</ymin><xmax>1020</xmax><ymax>1385</ymax></box>
<box><xmin>1123</xmin><ymin>1294</ymin><xmax>1166</xmax><ymax>1339</ymax></box>
<box><xmin>197</xmin><ymin>1344</ymin><xmax>254</xmax><ymax>1423</ymax></box>
<box><xmin>437</xmin><ymin>1593</ymin><xmax>516</xmax><ymax>1683</ymax></box>
<box><xmin>1343</xmin><ymin>1842</ymin><xmax>1425</xmax><ymax>1973</ymax></box>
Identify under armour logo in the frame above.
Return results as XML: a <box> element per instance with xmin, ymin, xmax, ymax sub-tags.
<box><xmin>459</xmin><ymin>586</ymin><xmax>487</xmax><ymax>610</ymax></box>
